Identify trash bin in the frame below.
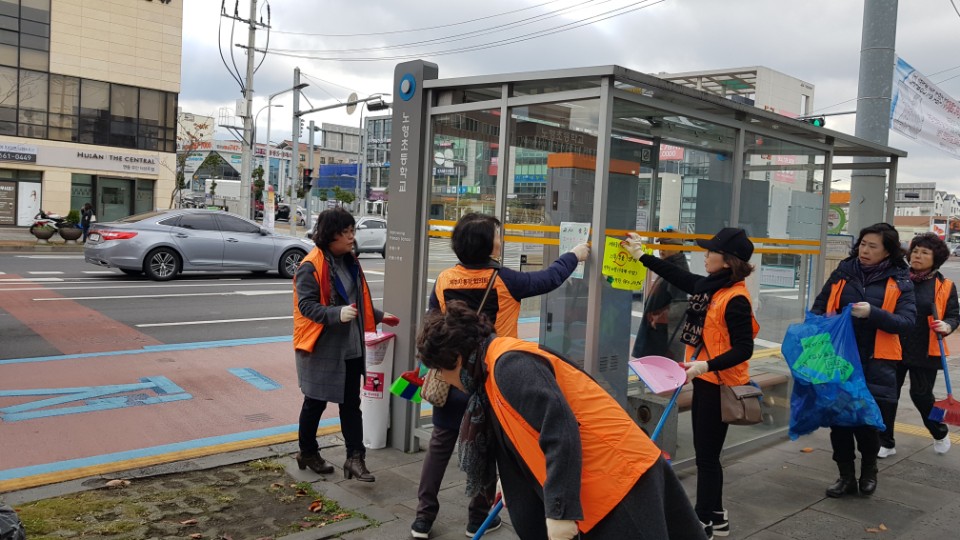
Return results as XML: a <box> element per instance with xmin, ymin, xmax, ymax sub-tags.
<box><xmin>361</xmin><ymin>331</ymin><xmax>396</xmax><ymax>449</ymax></box>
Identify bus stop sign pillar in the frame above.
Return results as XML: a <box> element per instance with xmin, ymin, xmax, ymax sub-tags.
<box><xmin>383</xmin><ymin>60</ymin><xmax>439</xmax><ymax>452</ymax></box>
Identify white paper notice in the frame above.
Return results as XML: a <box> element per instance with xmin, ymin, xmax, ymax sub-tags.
<box><xmin>559</xmin><ymin>221</ymin><xmax>590</xmax><ymax>279</ymax></box>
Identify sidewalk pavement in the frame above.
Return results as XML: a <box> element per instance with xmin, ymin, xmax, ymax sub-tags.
<box><xmin>4</xmin><ymin>418</ymin><xmax>958</xmax><ymax>540</ymax></box>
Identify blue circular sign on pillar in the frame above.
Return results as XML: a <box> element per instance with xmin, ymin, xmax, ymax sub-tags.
<box><xmin>399</xmin><ymin>74</ymin><xmax>416</xmax><ymax>101</ymax></box>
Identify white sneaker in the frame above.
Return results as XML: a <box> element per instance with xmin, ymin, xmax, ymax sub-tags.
<box><xmin>934</xmin><ymin>436</ymin><xmax>952</xmax><ymax>454</ymax></box>
<box><xmin>877</xmin><ymin>446</ymin><xmax>896</xmax><ymax>459</ymax></box>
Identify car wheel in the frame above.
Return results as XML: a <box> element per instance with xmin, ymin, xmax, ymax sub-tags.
<box><xmin>279</xmin><ymin>249</ymin><xmax>306</xmax><ymax>279</ymax></box>
<box><xmin>144</xmin><ymin>248</ymin><xmax>181</xmax><ymax>281</ymax></box>
<box><xmin>120</xmin><ymin>269</ymin><xmax>142</xmax><ymax>276</ymax></box>
<box><xmin>380</xmin><ymin>248</ymin><xmax>386</xmax><ymax>259</ymax></box>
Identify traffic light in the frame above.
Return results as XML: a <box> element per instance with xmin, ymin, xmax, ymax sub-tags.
<box><xmin>301</xmin><ymin>168</ymin><xmax>313</xmax><ymax>192</ymax></box>
<box><xmin>801</xmin><ymin>116</ymin><xmax>826</xmax><ymax>128</ymax></box>
<box><xmin>299</xmin><ymin>118</ymin><xmax>305</xmax><ymax>135</ymax></box>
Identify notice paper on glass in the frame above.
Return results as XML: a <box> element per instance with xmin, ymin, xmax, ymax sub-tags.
<box><xmin>559</xmin><ymin>222</ymin><xmax>590</xmax><ymax>279</ymax></box>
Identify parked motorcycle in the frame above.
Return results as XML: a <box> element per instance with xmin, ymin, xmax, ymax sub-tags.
<box><xmin>30</xmin><ymin>210</ymin><xmax>65</xmax><ymax>234</ymax></box>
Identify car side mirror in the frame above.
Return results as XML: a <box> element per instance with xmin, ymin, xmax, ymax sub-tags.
<box><xmin>259</xmin><ymin>228</ymin><xmax>269</xmax><ymax>236</ymax></box>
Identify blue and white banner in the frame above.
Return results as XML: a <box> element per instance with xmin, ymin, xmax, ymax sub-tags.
<box><xmin>891</xmin><ymin>56</ymin><xmax>960</xmax><ymax>159</ymax></box>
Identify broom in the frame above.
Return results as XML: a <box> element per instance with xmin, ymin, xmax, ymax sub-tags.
<box><xmin>928</xmin><ymin>305</ymin><xmax>960</xmax><ymax>425</ymax></box>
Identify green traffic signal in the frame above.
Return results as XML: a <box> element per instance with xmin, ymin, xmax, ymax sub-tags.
<box><xmin>804</xmin><ymin>116</ymin><xmax>826</xmax><ymax>128</ymax></box>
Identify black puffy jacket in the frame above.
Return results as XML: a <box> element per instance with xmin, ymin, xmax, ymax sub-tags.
<box><xmin>811</xmin><ymin>257</ymin><xmax>916</xmax><ymax>404</ymax></box>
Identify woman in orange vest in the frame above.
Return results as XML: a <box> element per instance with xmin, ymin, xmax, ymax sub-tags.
<box><xmin>413</xmin><ymin>213</ymin><xmax>590</xmax><ymax>539</ymax></box>
<box><xmin>293</xmin><ymin>208</ymin><xmax>398</xmax><ymax>482</ymax></box>
<box><xmin>878</xmin><ymin>232</ymin><xmax>957</xmax><ymax>457</ymax></box>
<box><xmin>415</xmin><ymin>300</ymin><xmax>706</xmax><ymax>540</ymax></box>
<box><xmin>625</xmin><ymin>227</ymin><xmax>757</xmax><ymax>540</ymax></box>
<box><xmin>810</xmin><ymin>223</ymin><xmax>915</xmax><ymax>498</ymax></box>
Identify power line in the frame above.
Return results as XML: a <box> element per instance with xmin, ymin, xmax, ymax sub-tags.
<box><xmin>810</xmin><ymin>64</ymin><xmax>960</xmax><ymax>115</ymax></box>
<box><xmin>950</xmin><ymin>0</ymin><xmax>960</xmax><ymax>19</ymax></box>
<box><xmin>272</xmin><ymin>0</ymin><xmax>609</xmax><ymax>54</ymax></box>
<box><xmin>263</xmin><ymin>0</ymin><xmax>665</xmax><ymax>62</ymax></box>
<box><xmin>300</xmin><ymin>72</ymin><xmax>347</xmax><ymax>103</ymax></box>
<box><xmin>271</xmin><ymin>0</ymin><xmax>568</xmax><ymax>37</ymax></box>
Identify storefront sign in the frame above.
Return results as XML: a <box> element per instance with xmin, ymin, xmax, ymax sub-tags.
<box><xmin>37</xmin><ymin>147</ymin><xmax>159</xmax><ymax>175</ymax></box>
<box><xmin>0</xmin><ymin>181</ymin><xmax>15</xmax><ymax>225</ymax></box>
<box><xmin>0</xmin><ymin>143</ymin><xmax>38</xmax><ymax>163</ymax></box>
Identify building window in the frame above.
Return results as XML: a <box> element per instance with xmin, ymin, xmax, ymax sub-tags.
<box><xmin>0</xmin><ymin>0</ymin><xmax>49</xmax><ymax>71</ymax></box>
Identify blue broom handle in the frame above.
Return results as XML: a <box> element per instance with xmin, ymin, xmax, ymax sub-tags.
<box><xmin>932</xmin><ymin>305</ymin><xmax>953</xmax><ymax>396</ymax></box>
<box><xmin>937</xmin><ymin>334</ymin><xmax>953</xmax><ymax>396</ymax></box>
<box><xmin>472</xmin><ymin>499</ymin><xmax>504</xmax><ymax>540</ymax></box>
<box><xmin>651</xmin><ymin>385</ymin><xmax>683</xmax><ymax>443</ymax></box>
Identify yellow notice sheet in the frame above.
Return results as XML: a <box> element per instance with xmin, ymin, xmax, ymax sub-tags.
<box><xmin>601</xmin><ymin>236</ymin><xmax>650</xmax><ymax>290</ymax></box>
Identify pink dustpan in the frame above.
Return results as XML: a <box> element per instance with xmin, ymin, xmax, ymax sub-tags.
<box><xmin>629</xmin><ymin>355</ymin><xmax>686</xmax><ymax>395</ymax></box>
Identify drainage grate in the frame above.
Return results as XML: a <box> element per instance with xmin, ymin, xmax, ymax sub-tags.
<box><xmin>244</xmin><ymin>413</ymin><xmax>272</xmax><ymax>423</ymax></box>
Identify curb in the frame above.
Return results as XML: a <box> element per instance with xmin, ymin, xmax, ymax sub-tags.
<box><xmin>0</xmin><ymin>244</ymin><xmax>85</xmax><ymax>252</ymax></box>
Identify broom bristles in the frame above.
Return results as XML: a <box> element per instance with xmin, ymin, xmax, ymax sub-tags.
<box><xmin>931</xmin><ymin>394</ymin><xmax>960</xmax><ymax>426</ymax></box>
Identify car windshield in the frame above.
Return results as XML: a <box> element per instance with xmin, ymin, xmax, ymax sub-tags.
<box><xmin>115</xmin><ymin>210</ymin><xmax>169</xmax><ymax>223</ymax></box>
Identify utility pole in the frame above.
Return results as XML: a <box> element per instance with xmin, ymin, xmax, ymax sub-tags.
<box><xmin>849</xmin><ymin>0</ymin><xmax>898</xmax><ymax>233</ymax></box>
<box><xmin>307</xmin><ymin>120</ymin><xmax>316</xmax><ymax>232</ymax></box>
<box><xmin>289</xmin><ymin>67</ymin><xmax>301</xmax><ymax>236</ymax></box>
<box><xmin>238</xmin><ymin>0</ymin><xmax>258</xmax><ymax>221</ymax></box>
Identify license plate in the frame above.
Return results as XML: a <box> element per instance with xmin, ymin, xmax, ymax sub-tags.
<box><xmin>89</xmin><ymin>233</ymin><xmax>101</xmax><ymax>242</ymax></box>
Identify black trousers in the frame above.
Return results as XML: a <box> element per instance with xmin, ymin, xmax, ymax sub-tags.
<box><xmin>298</xmin><ymin>356</ymin><xmax>365</xmax><ymax>456</ymax></box>
<box><xmin>415</xmin><ymin>425</ymin><xmax>493</xmax><ymax>526</ymax></box>
<box><xmin>830</xmin><ymin>425</ymin><xmax>880</xmax><ymax>463</ymax></box>
<box><xmin>691</xmin><ymin>378</ymin><xmax>729</xmax><ymax>524</ymax></box>
<box><xmin>879</xmin><ymin>363</ymin><xmax>949</xmax><ymax>448</ymax></box>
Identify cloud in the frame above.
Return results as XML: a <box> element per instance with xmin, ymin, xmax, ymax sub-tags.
<box><xmin>181</xmin><ymin>0</ymin><xmax>960</xmax><ymax>190</ymax></box>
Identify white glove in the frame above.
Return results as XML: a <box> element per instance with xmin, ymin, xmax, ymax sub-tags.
<box><xmin>545</xmin><ymin>518</ymin><xmax>579</xmax><ymax>540</ymax></box>
<box><xmin>496</xmin><ymin>477</ymin><xmax>505</xmax><ymax>507</ymax></box>
<box><xmin>339</xmin><ymin>304</ymin><xmax>358</xmax><ymax>323</ymax></box>
<box><xmin>622</xmin><ymin>232</ymin><xmax>646</xmax><ymax>261</ymax></box>
<box><xmin>932</xmin><ymin>320</ymin><xmax>953</xmax><ymax>335</ymax></box>
<box><xmin>568</xmin><ymin>242</ymin><xmax>590</xmax><ymax>262</ymax></box>
<box><xmin>684</xmin><ymin>361</ymin><xmax>709</xmax><ymax>383</ymax></box>
<box><xmin>851</xmin><ymin>302</ymin><xmax>871</xmax><ymax>319</ymax></box>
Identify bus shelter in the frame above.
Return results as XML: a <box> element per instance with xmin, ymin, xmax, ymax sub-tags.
<box><xmin>381</xmin><ymin>61</ymin><xmax>907</xmax><ymax>462</ymax></box>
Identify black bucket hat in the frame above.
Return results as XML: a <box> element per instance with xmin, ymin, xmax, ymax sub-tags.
<box><xmin>696</xmin><ymin>227</ymin><xmax>754</xmax><ymax>262</ymax></box>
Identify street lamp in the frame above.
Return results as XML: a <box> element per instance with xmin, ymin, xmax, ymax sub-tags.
<box><xmin>266</xmin><ymin>82</ymin><xmax>309</xmax><ymax>201</ymax></box>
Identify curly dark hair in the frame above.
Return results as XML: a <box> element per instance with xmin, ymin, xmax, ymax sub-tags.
<box><xmin>312</xmin><ymin>207</ymin><xmax>355</xmax><ymax>250</ymax></box>
<box><xmin>909</xmin><ymin>232</ymin><xmax>950</xmax><ymax>270</ymax></box>
<box><xmin>850</xmin><ymin>222</ymin><xmax>907</xmax><ymax>267</ymax></box>
<box><xmin>452</xmin><ymin>213</ymin><xmax>501</xmax><ymax>265</ymax></box>
<box><xmin>416</xmin><ymin>300</ymin><xmax>494</xmax><ymax>370</ymax></box>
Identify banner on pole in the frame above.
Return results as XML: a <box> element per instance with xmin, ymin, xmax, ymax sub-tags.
<box><xmin>891</xmin><ymin>56</ymin><xmax>960</xmax><ymax>159</ymax></box>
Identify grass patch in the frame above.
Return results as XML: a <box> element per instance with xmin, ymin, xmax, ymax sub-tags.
<box><xmin>17</xmin><ymin>491</ymin><xmax>146</xmax><ymax>537</ymax></box>
<box><xmin>248</xmin><ymin>458</ymin><xmax>285</xmax><ymax>472</ymax></box>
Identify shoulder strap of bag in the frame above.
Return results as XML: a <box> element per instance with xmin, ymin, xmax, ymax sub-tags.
<box><xmin>477</xmin><ymin>268</ymin><xmax>500</xmax><ymax>313</ymax></box>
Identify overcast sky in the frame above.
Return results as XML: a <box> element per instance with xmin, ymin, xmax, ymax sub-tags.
<box><xmin>180</xmin><ymin>0</ymin><xmax>960</xmax><ymax>193</ymax></box>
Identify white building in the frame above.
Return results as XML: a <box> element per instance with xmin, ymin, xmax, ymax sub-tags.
<box><xmin>659</xmin><ymin>66</ymin><xmax>817</xmax><ymax>238</ymax></box>
<box><xmin>0</xmin><ymin>0</ymin><xmax>182</xmax><ymax>226</ymax></box>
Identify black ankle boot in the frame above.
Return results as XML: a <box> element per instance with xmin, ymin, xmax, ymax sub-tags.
<box><xmin>296</xmin><ymin>452</ymin><xmax>334</xmax><ymax>475</ymax></box>
<box><xmin>826</xmin><ymin>461</ymin><xmax>858</xmax><ymax>498</ymax></box>
<box><xmin>859</xmin><ymin>458</ymin><xmax>877</xmax><ymax>496</ymax></box>
<box><xmin>343</xmin><ymin>451</ymin><xmax>375</xmax><ymax>482</ymax></box>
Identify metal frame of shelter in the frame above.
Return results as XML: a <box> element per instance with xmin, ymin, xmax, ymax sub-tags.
<box><xmin>383</xmin><ymin>62</ymin><xmax>907</xmax><ymax>452</ymax></box>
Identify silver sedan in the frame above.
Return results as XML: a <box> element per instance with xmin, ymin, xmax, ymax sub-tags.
<box><xmin>84</xmin><ymin>209</ymin><xmax>316</xmax><ymax>281</ymax></box>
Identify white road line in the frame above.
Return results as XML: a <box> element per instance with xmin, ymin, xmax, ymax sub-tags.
<box><xmin>364</xmin><ymin>270</ymin><xmax>384</xmax><ymax>275</ymax></box>
<box><xmin>137</xmin><ymin>316</ymin><xmax>293</xmax><ymax>328</ymax></box>
<box><xmin>28</xmin><ymin>271</ymin><xmax>64</xmax><ymax>275</ymax></box>
<box><xmin>756</xmin><ymin>338</ymin><xmax>782</xmax><ymax>348</ymax></box>
<box><xmin>34</xmin><ymin>290</ymin><xmax>293</xmax><ymax>301</ymax></box>
<box><xmin>774</xmin><ymin>294</ymin><xmax>799</xmax><ymax>300</ymax></box>
<box><xmin>0</xmin><ymin>277</ymin><xmax>63</xmax><ymax>282</ymax></box>
<box><xmin>82</xmin><ymin>271</ymin><xmax>119</xmax><ymax>274</ymax></box>
<box><xmin>0</xmin><ymin>281</ymin><xmax>293</xmax><ymax>292</ymax></box>
<box><xmin>632</xmin><ymin>310</ymin><xmax>644</xmax><ymax>318</ymax></box>
<box><xmin>760</xmin><ymin>287</ymin><xmax>799</xmax><ymax>294</ymax></box>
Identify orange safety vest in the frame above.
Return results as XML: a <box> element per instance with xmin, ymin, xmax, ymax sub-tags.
<box><xmin>684</xmin><ymin>281</ymin><xmax>759</xmax><ymax>386</ymax></box>
<box><xmin>292</xmin><ymin>247</ymin><xmax>376</xmax><ymax>353</ymax></box>
<box><xmin>435</xmin><ymin>265</ymin><xmax>521</xmax><ymax>338</ymax></box>
<box><xmin>926</xmin><ymin>277</ymin><xmax>953</xmax><ymax>357</ymax></box>
<box><xmin>827</xmin><ymin>277</ymin><xmax>902</xmax><ymax>361</ymax></box>
<box><xmin>484</xmin><ymin>337</ymin><xmax>661</xmax><ymax>533</ymax></box>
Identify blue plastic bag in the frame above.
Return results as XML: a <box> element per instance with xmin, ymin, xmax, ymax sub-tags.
<box><xmin>782</xmin><ymin>305</ymin><xmax>885</xmax><ymax>439</ymax></box>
